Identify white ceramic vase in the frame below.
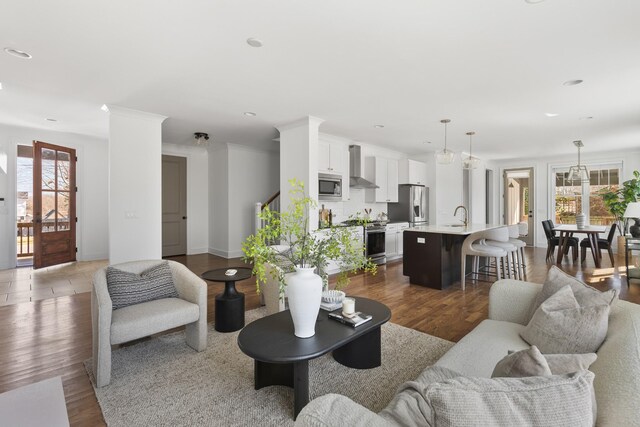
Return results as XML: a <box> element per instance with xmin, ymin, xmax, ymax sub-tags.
<box><xmin>576</xmin><ymin>213</ymin><xmax>586</xmax><ymax>230</ymax></box>
<box><xmin>286</xmin><ymin>266</ymin><xmax>322</xmax><ymax>338</ymax></box>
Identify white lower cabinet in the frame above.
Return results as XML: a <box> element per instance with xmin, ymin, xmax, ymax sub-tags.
<box><xmin>386</xmin><ymin>222</ymin><xmax>409</xmax><ymax>261</ymax></box>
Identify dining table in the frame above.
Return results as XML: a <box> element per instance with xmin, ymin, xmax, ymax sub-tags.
<box><xmin>554</xmin><ymin>224</ymin><xmax>607</xmax><ymax>268</ymax></box>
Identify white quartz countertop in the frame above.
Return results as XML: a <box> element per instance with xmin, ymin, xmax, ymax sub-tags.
<box><xmin>405</xmin><ymin>223</ymin><xmax>503</xmax><ymax>235</ymax></box>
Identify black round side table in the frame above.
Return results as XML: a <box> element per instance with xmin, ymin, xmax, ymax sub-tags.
<box><xmin>201</xmin><ymin>267</ymin><xmax>252</xmax><ymax>332</ymax></box>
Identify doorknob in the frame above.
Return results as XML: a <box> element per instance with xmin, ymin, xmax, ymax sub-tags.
<box><xmin>182</xmin><ymin>216</ymin><xmax>187</xmax><ymax>220</ymax></box>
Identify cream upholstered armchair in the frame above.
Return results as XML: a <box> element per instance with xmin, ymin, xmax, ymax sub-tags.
<box><xmin>91</xmin><ymin>260</ymin><xmax>207</xmax><ymax>387</ymax></box>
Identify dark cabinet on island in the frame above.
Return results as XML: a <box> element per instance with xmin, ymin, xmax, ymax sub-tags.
<box><xmin>403</xmin><ymin>224</ymin><xmax>501</xmax><ymax>290</ymax></box>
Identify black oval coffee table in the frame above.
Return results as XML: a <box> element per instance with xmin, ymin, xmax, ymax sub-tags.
<box><xmin>237</xmin><ymin>297</ymin><xmax>391</xmax><ymax>419</ymax></box>
<box><xmin>201</xmin><ymin>267</ymin><xmax>252</xmax><ymax>332</ymax></box>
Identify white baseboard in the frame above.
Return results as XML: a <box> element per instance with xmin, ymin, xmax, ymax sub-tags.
<box><xmin>207</xmin><ymin>248</ymin><xmax>244</xmax><ymax>259</ymax></box>
<box><xmin>187</xmin><ymin>247</ymin><xmax>209</xmax><ymax>255</ymax></box>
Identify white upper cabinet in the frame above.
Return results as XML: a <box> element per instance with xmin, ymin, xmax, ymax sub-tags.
<box><xmin>365</xmin><ymin>157</ymin><xmax>399</xmax><ymax>203</ymax></box>
<box><xmin>318</xmin><ymin>140</ymin><xmax>343</xmax><ymax>174</ymax></box>
<box><xmin>399</xmin><ymin>159</ymin><xmax>427</xmax><ymax>185</ymax></box>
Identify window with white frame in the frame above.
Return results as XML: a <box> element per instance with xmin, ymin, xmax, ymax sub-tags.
<box><xmin>551</xmin><ymin>163</ymin><xmax>621</xmax><ymax>226</ymax></box>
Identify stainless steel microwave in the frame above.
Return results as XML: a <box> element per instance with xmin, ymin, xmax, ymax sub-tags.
<box><xmin>318</xmin><ymin>173</ymin><xmax>342</xmax><ymax>200</ymax></box>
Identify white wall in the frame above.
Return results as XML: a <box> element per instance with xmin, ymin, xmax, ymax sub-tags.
<box><xmin>489</xmin><ymin>149</ymin><xmax>640</xmax><ymax>248</ymax></box>
<box><xmin>208</xmin><ymin>143</ymin><xmax>279</xmax><ymax>258</ymax></box>
<box><xmin>107</xmin><ymin>106</ymin><xmax>166</xmax><ymax>264</ymax></box>
<box><xmin>209</xmin><ymin>143</ymin><xmax>229</xmax><ymax>255</ymax></box>
<box><xmin>277</xmin><ymin>117</ymin><xmax>323</xmax><ymax>230</ymax></box>
<box><xmin>162</xmin><ymin>143</ymin><xmax>209</xmax><ymax>255</ymax></box>
<box><xmin>227</xmin><ymin>144</ymin><xmax>279</xmax><ymax>257</ymax></box>
<box><xmin>0</xmin><ymin>123</ymin><xmax>108</xmax><ymax>269</ymax></box>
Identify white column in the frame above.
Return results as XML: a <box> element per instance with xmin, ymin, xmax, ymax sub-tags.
<box><xmin>275</xmin><ymin>116</ymin><xmax>324</xmax><ymax>231</ymax></box>
<box><xmin>105</xmin><ymin>105</ymin><xmax>167</xmax><ymax>264</ymax></box>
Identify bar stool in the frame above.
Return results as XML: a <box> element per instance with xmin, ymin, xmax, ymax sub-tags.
<box><xmin>484</xmin><ymin>229</ymin><xmax>519</xmax><ymax>279</ymax></box>
<box><xmin>461</xmin><ymin>227</ymin><xmax>509</xmax><ymax>290</ymax></box>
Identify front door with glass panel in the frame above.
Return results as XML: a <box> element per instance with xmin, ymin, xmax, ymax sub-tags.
<box><xmin>33</xmin><ymin>141</ymin><xmax>76</xmax><ymax>269</ymax></box>
<box><xmin>504</xmin><ymin>168</ymin><xmax>534</xmax><ymax>246</ymax></box>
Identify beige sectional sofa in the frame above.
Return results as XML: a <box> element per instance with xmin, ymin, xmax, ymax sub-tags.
<box><xmin>296</xmin><ymin>279</ymin><xmax>640</xmax><ymax>426</ymax></box>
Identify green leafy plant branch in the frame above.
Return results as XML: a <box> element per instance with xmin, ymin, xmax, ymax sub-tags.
<box><xmin>242</xmin><ymin>179</ymin><xmax>377</xmax><ymax>293</ymax></box>
<box><xmin>601</xmin><ymin>170</ymin><xmax>640</xmax><ymax>234</ymax></box>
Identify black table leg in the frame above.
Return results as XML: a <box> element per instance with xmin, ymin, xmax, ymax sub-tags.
<box><xmin>215</xmin><ymin>279</ymin><xmax>245</xmax><ymax>332</ymax></box>
<box><xmin>332</xmin><ymin>327</ymin><xmax>382</xmax><ymax>369</ymax></box>
<box><xmin>254</xmin><ymin>360</ymin><xmax>309</xmax><ymax>419</ymax></box>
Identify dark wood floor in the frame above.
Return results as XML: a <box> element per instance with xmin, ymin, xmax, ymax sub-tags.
<box><xmin>0</xmin><ymin>248</ymin><xmax>638</xmax><ymax>426</ymax></box>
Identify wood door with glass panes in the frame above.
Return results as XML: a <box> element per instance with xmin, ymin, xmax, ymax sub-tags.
<box><xmin>33</xmin><ymin>141</ymin><xmax>76</xmax><ymax>269</ymax></box>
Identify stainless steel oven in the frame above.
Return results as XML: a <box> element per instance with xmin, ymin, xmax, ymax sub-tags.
<box><xmin>318</xmin><ymin>173</ymin><xmax>342</xmax><ymax>201</ymax></box>
<box><xmin>365</xmin><ymin>224</ymin><xmax>386</xmax><ymax>265</ymax></box>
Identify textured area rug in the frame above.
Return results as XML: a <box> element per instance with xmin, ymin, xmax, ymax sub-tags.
<box><xmin>85</xmin><ymin>308</ymin><xmax>453</xmax><ymax>426</ymax></box>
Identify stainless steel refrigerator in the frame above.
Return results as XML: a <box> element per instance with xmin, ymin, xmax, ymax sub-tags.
<box><xmin>387</xmin><ymin>184</ymin><xmax>429</xmax><ymax>225</ymax></box>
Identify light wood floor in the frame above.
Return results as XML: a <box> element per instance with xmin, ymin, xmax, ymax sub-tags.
<box><xmin>0</xmin><ymin>248</ymin><xmax>638</xmax><ymax>426</ymax></box>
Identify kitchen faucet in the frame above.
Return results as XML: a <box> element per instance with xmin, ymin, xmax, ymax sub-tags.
<box><xmin>454</xmin><ymin>205</ymin><xmax>468</xmax><ymax>227</ymax></box>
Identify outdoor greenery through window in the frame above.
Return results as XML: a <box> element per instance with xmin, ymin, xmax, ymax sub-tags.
<box><xmin>554</xmin><ymin>166</ymin><xmax>620</xmax><ymax>225</ymax></box>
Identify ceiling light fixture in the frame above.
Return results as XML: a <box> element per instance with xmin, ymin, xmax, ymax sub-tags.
<box><xmin>243</xmin><ymin>112</ymin><xmax>257</xmax><ymax>117</ymax></box>
<box><xmin>563</xmin><ymin>79</ymin><xmax>583</xmax><ymax>86</ymax></box>
<box><xmin>194</xmin><ymin>132</ymin><xmax>210</xmax><ymax>146</ymax></box>
<box><xmin>4</xmin><ymin>47</ymin><xmax>32</xmax><ymax>59</ymax></box>
<box><xmin>545</xmin><ymin>113</ymin><xmax>559</xmax><ymax>117</ymax></box>
<box><xmin>246</xmin><ymin>38</ymin><xmax>263</xmax><ymax>47</ymax></box>
<box><xmin>45</xmin><ymin>118</ymin><xmax>57</xmax><ymax>122</ymax></box>
<box><xmin>435</xmin><ymin>119</ymin><xmax>455</xmax><ymax>164</ymax></box>
<box><xmin>524</xmin><ymin>0</ymin><xmax>546</xmax><ymax>3</ymax></box>
<box><xmin>374</xmin><ymin>124</ymin><xmax>385</xmax><ymax>129</ymax></box>
<box><xmin>567</xmin><ymin>140</ymin><xmax>589</xmax><ymax>183</ymax></box>
<box><xmin>462</xmin><ymin>131</ymin><xmax>479</xmax><ymax>170</ymax></box>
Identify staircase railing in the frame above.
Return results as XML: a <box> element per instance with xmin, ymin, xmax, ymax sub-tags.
<box><xmin>255</xmin><ymin>191</ymin><xmax>280</xmax><ymax>234</ymax></box>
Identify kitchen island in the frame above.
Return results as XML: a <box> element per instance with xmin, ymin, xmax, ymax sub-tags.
<box><xmin>403</xmin><ymin>224</ymin><xmax>502</xmax><ymax>290</ymax></box>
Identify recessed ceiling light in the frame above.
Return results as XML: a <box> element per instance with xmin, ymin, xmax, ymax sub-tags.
<box><xmin>545</xmin><ymin>113</ymin><xmax>559</xmax><ymax>117</ymax></box>
<box><xmin>423</xmin><ymin>141</ymin><xmax>432</xmax><ymax>144</ymax></box>
<box><xmin>45</xmin><ymin>118</ymin><xmax>57</xmax><ymax>122</ymax></box>
<box><xmin>579</xmin><ymin>116</ymin><xmax>594</xmax><ymax>120</ymax></box>
<box><xmin>243</xmin><ymin>111</ymin><xmax>257</xmax><ymax>117</ymax></box>
<box><xmin>4</xmin><ymin>47</ymin><xmax>32</xmax><ymax>59</ymax></box>
<box><xmin>524</xmin><ymin>0</ymin><xmax>546</xmax><ymax>3</ymax></box>
<box><xmin>563</xmin><ymin>79</ymin><xmax>583</xmax><ymax>86</ymax></box>
<box><xmin>374</xmin><ymin>124</ymin><xmax>385</xmax><ymax>129</ymax></box>
<box><xmin>246</xmin><ymin>38</ymin><xmax>263</xmax><ymax>48</ymax></box>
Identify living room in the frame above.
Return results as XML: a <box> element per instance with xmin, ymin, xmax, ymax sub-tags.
<box><xmin>1</xmin><ymin>1</ymin><xmax>640</xmax><ymax>426</ymax></box>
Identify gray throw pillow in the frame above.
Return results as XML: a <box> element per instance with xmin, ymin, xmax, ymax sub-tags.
<box><xmin>527</xmin><ymin>266</ymin><xmax>617</xmax><ymax>322</ymax></box>
<box><xmin>106</xmin><ymin>261</ymin><xmax>178</xmax><ymax>309</ymax></box>
<box><xmin>499</xmin><ymin>349</ymin><xmax>598</xmax><ymax>375</ymax></box>
<box><xmin>521</xmin><ymin>285</ymin><xmax>610</xmax><ymax>354</ymax></box>
<box><xmin>545</xmin><ymin>353</ymin><xmax>598</xmax><ymax>375</ymax></box>
<box><xmin>425</xmin><ymin>371</ymin><xmax>595</xmax><ymax>427</ymax></box>
<box><xmin>491</xmin><ymin>345</ymin><xmax>552</xmax><ymax>378</ymax></box>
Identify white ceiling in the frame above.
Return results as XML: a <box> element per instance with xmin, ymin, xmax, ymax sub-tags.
<box><xmin>1</xmin><ymin>0</ymin><xmax>639</xmax><ymax>159</ymax></box>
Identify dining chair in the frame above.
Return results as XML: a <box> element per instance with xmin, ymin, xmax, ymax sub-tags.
<box><xmin>542</xmin><ymin>220</ymin><xmax>578</xmax><ymax>261</ymax></box>
<box><xmin>580</xmin><ymin>225</ymin><xmax>617</xmax><ymax>266</ymax></box>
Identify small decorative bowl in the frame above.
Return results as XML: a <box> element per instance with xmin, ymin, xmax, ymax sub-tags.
<box><xmin>322</xmin><ymin>290</ymin><xmax>346</xmax><ymax>304</ymax></box>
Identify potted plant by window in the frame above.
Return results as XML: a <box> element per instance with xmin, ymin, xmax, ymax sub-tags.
<box><xmin>242</xmin><ymin>179</ymin><xmax>377</xmax><ymax>338</ymax></box>
<box><xmin>601</xmin><ymin>170</ymin><xmax>640</xmax><ymax>252</ymax></box>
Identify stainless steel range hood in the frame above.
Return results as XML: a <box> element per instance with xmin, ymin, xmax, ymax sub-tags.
<box><xmin>349</xmin><ymin>145</ymin><xmax>379</xmax><ymax>189</ymax></box>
